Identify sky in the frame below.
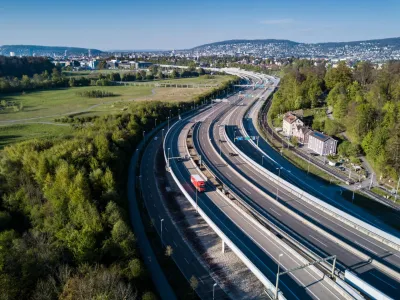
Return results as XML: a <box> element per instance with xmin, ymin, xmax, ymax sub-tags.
<box><xmin>0</xmin><ymin>0</ymin><xmax>399</xmax><ymax>50</ymax></box>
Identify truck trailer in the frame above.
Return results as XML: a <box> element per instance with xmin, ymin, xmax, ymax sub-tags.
<box><xmin>190</xmin><ymin>174</ymin><xmax>206</xmax><ymax>192</ymax></box>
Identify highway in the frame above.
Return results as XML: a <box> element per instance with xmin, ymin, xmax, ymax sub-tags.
<box><xmin>140</xmin><ymin>120</ymin><xmax>229</xmax><ymax>299</ymax></box>
<box><xmin>192</xmin><ymin>85</ymin><xmax>400</xmax><ymax>298</ymax></box>
<box><xmin>165</xmin><ymin>99</ymin><xmax>349</xmax><ymax>299</ymax></box>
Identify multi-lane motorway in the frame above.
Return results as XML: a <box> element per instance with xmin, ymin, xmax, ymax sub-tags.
<box><xmin>203</xmin><ymin>87</ymin><xmax>400</xmax><ymax>298</ymax></box>
<box><xmin>164</xmin><ymin>98</ymin><xmax>350</xmax><ymax>298</ymax></box>
<box><xmin>141</xmin><ymin>69</ymin><xmax>400</xmax><ymax>299</ymax></box>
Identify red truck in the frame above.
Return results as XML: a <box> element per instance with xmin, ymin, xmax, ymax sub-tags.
<box><xmin>191</xmin><ymin>174</ymin><xmax>206</xmax><ymax>192</ymax></box>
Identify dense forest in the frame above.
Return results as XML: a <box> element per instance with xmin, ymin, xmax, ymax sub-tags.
<box><xmin>269</xmin><ymin>60</ymin><xmax>400</xmax><ymax>181</ymax></box>
<box><xmin>0</xmin><ymin>55</ymin><xmax>239</xmax><ymax>299</ymax></box>
<box><xmin>0</xmin><ymin>56</ymin><xmax>56</xmax><ymax>78</ymax></box>
<box><xmin>0</xmin><ymin>102</ymin><xmax>171</xmax><ymax>299</ymax></box>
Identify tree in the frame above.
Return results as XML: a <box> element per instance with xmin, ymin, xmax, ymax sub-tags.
<box><xmin>189</xmin><ymin>275</ymin><xmax>198</xmax><ymax>292</ymax></box>
<box><xmin>165</xmin><ymin>245</ymin><xmax>173</xmax><ymax>257</ymax></box>
<box><xmin>170</xmin><ymin>70</ymin><xmax>178</xmax><ymax>79</ymax></box>
<box><xmin>142</xmin><ymin>291</ymin><xmax>157</xmax><ymax>300</ymax></box>
<box><xmin>324</xmin><ymin>62</ymin><xmax>352</xmax><ymax>89</ymax></box>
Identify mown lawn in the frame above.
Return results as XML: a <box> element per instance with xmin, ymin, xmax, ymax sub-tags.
<box><xmin>0</xmin><ymin>123</ymin><xmax>74</xmax><ymax>149</ymax></box>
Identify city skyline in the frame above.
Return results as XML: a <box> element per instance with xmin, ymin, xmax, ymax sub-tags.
<box><xmin>1</xmin><ymin>0</ymin><xmax>399</xmax><ymax>50</ymax></box>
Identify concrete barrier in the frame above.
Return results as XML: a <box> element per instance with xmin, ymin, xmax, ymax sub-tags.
<box><xmin>237</xmin><ymin>106</ymin><xmax>400</xmax><ymax>251</ymax></box>
<box><xmin>222</xmin><ymin>126</ymin><xmax>400</xmax><ymax>280</ymax></box>
<box><xmin>164</xmin><ymin>105</ymin><xmax>287</xmax><ymax>300</ymax></box>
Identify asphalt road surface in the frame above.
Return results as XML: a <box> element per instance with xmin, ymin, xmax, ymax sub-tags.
<box><xmin>194</xmin><ymin>87</ymin><xmax>400</xmax><ymax>298</ymax></box>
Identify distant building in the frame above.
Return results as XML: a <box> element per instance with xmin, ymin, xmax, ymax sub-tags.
<box><xmin>308</xmin><ymin>132</ymin><xmax>337</xmax><ymax>156</ymax></box>
<box><xmin>135</xmin><ymin>61</ymin><xmax>153</xmax><ymax>69</ymax></box>
<box><xmin>89</xmin><ymin>59</ymin><xmax>99</xmax><ymax>69</ymax></box>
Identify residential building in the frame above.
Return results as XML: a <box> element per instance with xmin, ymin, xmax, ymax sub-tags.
<box><xmin>282</xmin><ymin>112</ymin><xmax>304</xmax><ymax>136</ymax></box>
<box><xmin>308</xmin><ymin>132</ymin><xmax>337</xmax><ymax>156</ymax></box>
<box><xmin>294</xmin><ymin>126</ymin><xmax>312</xmax><ymax>144</ymax></box>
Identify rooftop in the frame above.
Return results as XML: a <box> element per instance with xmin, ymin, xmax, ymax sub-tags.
<box><xmin>310</xmin><ymin>131</ymin><xmax>330</xmax><ymax>142</ymax></box>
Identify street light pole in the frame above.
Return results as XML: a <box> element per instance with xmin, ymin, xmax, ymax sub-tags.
<box><xmin>160</xmin><ymin>219</ymin><xmax>164</xmax><ymax>245</ymax></box>
<box><xmin>168</xmin><ymin>148</ymin><xmax>170</xmax><ymax>168</ymax></box>
<box><xmin>275</xmin><ymin>254</ymin><xmax>283</xmax><ymax>300</ymax></box>
<box><xmin>396</xmin><ymin>176</ymin><xmax>400</xmax><ymax>202</ymax></box>
<box><xmin>276</xmin><ymin>167</ymin><xmax>282</xmax><ymax>201</ymax></box>
<box><xmin>162</xmin><ymin>128</ymin><xmax>164</xmax><ymax>143</ymax></box>
<box><xmin>262</xmin><ymin>155</ymin><xmax>264</xmax><ymax>166</ymax></box>
<box><xmin>168</xmin><ymin>117</ymin><xmax>170</xmax><ymax>130</ymax></box>
<box><xmin>369</xmin><ymin>173</ymin><xmax>374</xmax><ymax>190</ymax></box>
<box><xmin>213</xmin><ymin>283</ymin><xmax>217</xmax><ymax>300</ymax></box>
<box><xmin>143</xmin><ymin>131</ymin><xmax>146</xmax><ymax>143</ymax></box>
<box><xmin>196</xmin><ymin>187</ymin><xmax>198</xmax><ymax>213</ymax></box>
<box><xmin>155</xmin><ymin>118</ymin><xmax>157</xmax><ymax>128</ymax></box>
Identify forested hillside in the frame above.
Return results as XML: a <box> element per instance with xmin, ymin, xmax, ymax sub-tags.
<box><xmin>0</xmin><ymin>102</ymin><xmax>175</xmax><ymax>299</ymax></box>
<box><xmin>270</xmin><ymin>60</ymin><xmax>400</xmax><ymax>180</ymax></box>
<box><xmin>0</xmin><ymin>56</ymin><xmax>55</xmax><ymax>78</ymax></box>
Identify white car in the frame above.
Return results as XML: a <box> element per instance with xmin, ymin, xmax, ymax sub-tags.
<box><xmin>154</xmin><ymin>137</ymin><xmax>158</xmax><ymax>141</ymax></box>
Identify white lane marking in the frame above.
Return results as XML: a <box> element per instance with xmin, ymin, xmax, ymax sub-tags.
<box><xmin>184</xmin><ymin>258</ymin><xmax>190</xmax><ymax>264</ymax></box>
<box><xmin>270</xmin><ymin>208</ymin><xmax>281</xmax><ymax>216</ymax></box>
<box><xmin>354</xmin><ymin>241</ymin><xmax>378</xmax><ymax>255</ymax></box>
<box><xmin>227</xmin><ymin>174</ymin><xmax>232</xmax><ymax>178</ymax></box>
<box><xmin>165</xmin><ymin>227</ymin><xmax>169</xmax><ymax>232</ymax></box>
<box><xmin>370</xmin><ymin>273</ymin><xmax>398</xmax><ymax>289</ymax></box>
<box><xmin>309</xmin><ymin>235</ymin><xmax>328</xmax><ymax>247</ymax></box>
<box><xmin>243</xmin><ymin>187</ymin><xmax>252</xmax><ymax>195</ymax></box>
<box><xmin>173</xmin><ymin>241</ymin><xmax>178</xmax><ymax>248</ymax></box>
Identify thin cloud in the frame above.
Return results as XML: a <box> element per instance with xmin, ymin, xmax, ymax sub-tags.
<box><xmin>260</xmin><ymin>18</ymin><xmax>293</xmax><ymax>25</ymax></box>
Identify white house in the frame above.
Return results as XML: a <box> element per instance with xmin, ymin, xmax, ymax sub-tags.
<box><xmin>282</xmin><ymin>112</ymin><xmax>304</xmax><ymax>136</ymax></box>
<box><xmin>308</xmin><ymin>131</ymin><xmax>337</xmax><ymax>156</ymax></box>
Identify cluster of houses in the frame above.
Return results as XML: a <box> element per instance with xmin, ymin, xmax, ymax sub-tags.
<box><xmin>282</xmin><ymin>111</ymin><xmax>337</xmax><ymax>156</ymax></box>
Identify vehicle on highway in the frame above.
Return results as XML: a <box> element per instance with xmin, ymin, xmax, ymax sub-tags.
<box><xmin>154</xmin><ymin>137</ymin><xmax>158</xmax><ymax>141</ymax></box>
<box><xmin>191</xmin><ymin>174</ymin><xmax>206</xmax><ymax>192</ymax></box>
<box><xmin>229</xmin><ymin>152</ymin><xmax>238</xmax><ymax>157</ymax></box>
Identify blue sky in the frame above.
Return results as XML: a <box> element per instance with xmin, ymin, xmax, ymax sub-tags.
<box><xmin>0</xmin><ymin>0</ymin><xmax>399</xmax><ymax>50</ymax></box>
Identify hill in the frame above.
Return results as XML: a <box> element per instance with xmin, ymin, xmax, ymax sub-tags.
<box><xmin>0</xmin><ymin>45</ymin><xmax>103</xmax><ymax>57</ymax></box>
<box><xmin>190</xmin><ymin>37</ymin><xmax>400</xmax><ymax>61</ymax></box>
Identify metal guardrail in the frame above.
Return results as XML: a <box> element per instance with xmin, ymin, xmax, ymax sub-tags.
<box><xmin>240</xmin><ymin>98</ymin><xmax>400</xmax><ymax>252</ymax></box>
<box><xmin>163</xmin><ymin>106</ymin><xmax>287</xmax><ymax>299</ymax></box>
<box><xmin>196</xmin><ymin>108</ymin><xmax>353</xmax><ymax>300</ymax></box>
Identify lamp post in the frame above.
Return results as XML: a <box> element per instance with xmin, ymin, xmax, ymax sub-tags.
<box><xmin>276</xmin><ymin>167</ymin><xmax>283</xmax><ymax>201</ymax></box>
<box><xmin>167</xmin><ymin>148</ymin><xmax>170</xmax><ymax>168</ymax></box>
<box><xmin>162</xmin><ymin>128</ymin><xmax>165</xmax><ymax>143</ymax></box>
<box><xmin>169</xmin><ymin>110</ymin><xmax>171</xmax><ymax>119</ymax></box>
<box><xmin>195</xmin><ymin>186</ymin><xmax>198</xmax><ymax>213</ymax></box>
<box><xmin>213</xmin><ymin>283</ymin><xmax>217</xmax><ymax>300</ymax></box>
<box><xmin>262</xmin><ymin>155</ymin><xmax>265</xmax><ymax>166</ymax></box>
<box><xmin>155</xmin><ymin>118</ymin><xmax>157</xmax><ymax>128</ymax></box>
<box><xmin>160</xmin><ymin>218</ymin><xmax>164</xmax><ymax>245</ymax></box>
<box><xmin>178</xmin><ymin>108</ymin><xmax>181</xmax><ymax>120</ymax></box>
<box><xmin>275</xmin><ymin>254</ymin><xmax>283</xmax><ymax>299</ymax></box>
<box><xmin>168</xmin><ymin>117</ymin><xmax>170</xmax><ymax>130</ymax></box>
<box><xmin>143</xmin><ymin>131</ymin><xmax>146</xmax><ymax>143</ymax></box>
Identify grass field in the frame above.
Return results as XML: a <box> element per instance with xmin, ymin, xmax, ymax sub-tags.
<box><xmin>0</xmin><ymin>75</ymin><xmax>233</xmax><ymax>148</ymax></box>
<box><xmin>0</xmin><ymin>123</ymin><xmax>74</xmax><ymax>149</ymax></box>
